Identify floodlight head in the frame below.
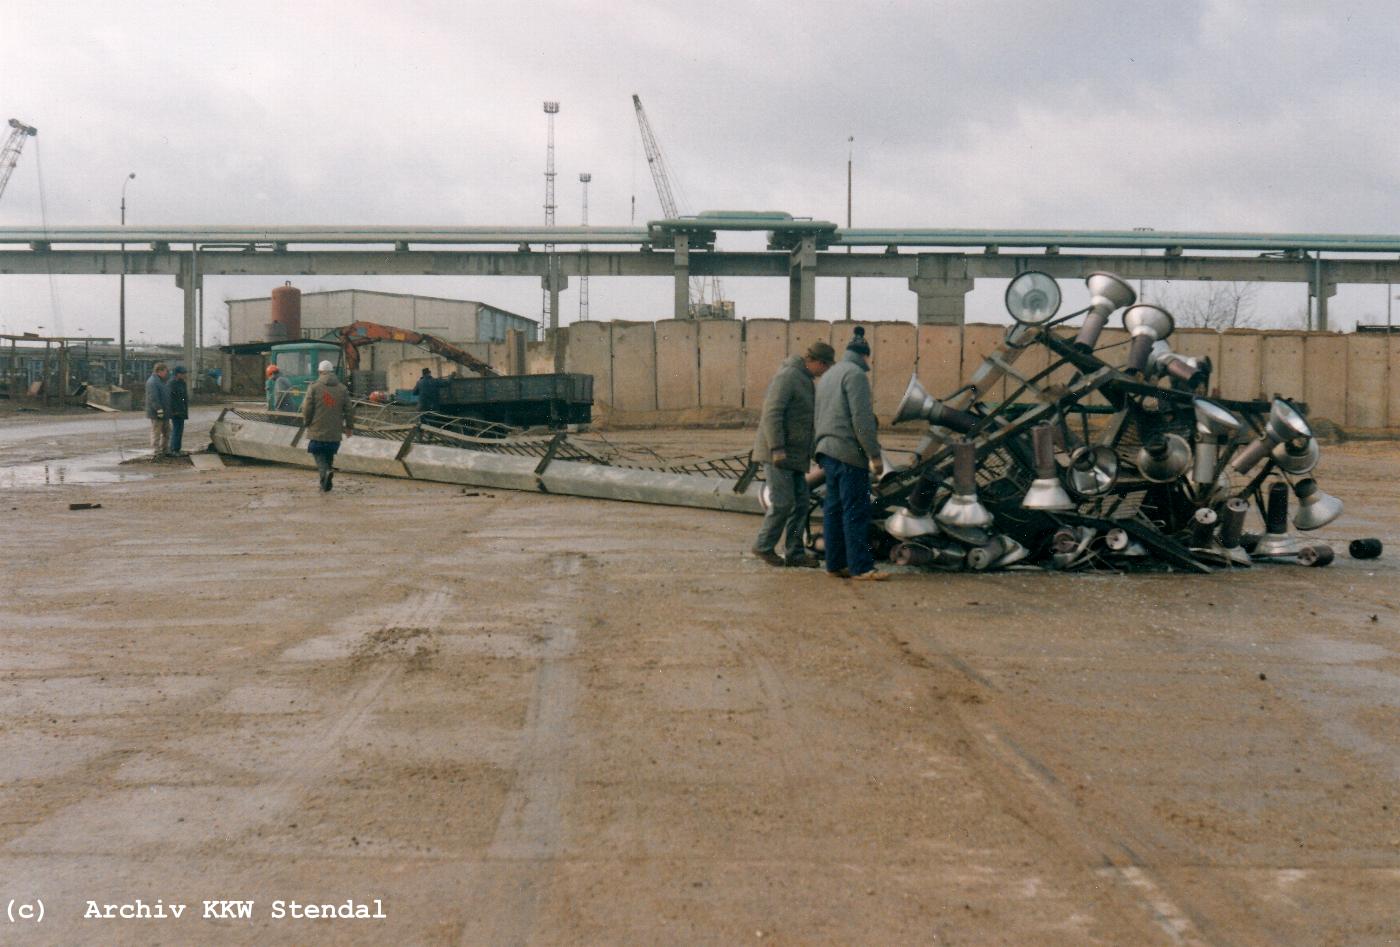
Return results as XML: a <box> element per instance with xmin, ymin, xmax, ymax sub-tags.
<box><xmin>1066</xmin><ymin>444</ymin><xmax>1119</xmax><ymax>497</ymax></box>
<box><xmin>1232</xmin><ymin>399</ymin><xmax>1316</xmax><ymax>475</ymax></box>
<box><xmin>1272</xmin><ymin>435</ymin><xmax>1320</xmax><ymax>475</ymax></box>
<box><xmin>886</xmin><ymin>507</ymin><xmax>939</xmax><ymax>541</ymax></box>
<box><xmin>1151</xmin><ymin>340</ymin><xmax>1209</xmax><ymax>387</ymax></box>
<box><xmin>936</xmin><ymin>441</ymin><xmax>993</xmax><ymax>529</ymax></box>
<box><xmin>1122</xmin><ymin>304</ymin><xmax>1176</xmax><ymax>374</ymax></box>
<box><xmin>893</xmin><ymin>374</ymin><xmax>978</xmax><ymax>432</ymax></box>
<box><xmin>1194</xmin><ymin>399</ymin><xmax>1242</xmax><ymax>438</ymax></box>
<box><xmin>1255</xmin><ymin>481</ymin><xmax>1300</xmax><ymax>558</ymax></box>
<box><xmin>1192</xmin><ymin>399</ymin><xmax>1242</xmax><ymax>492</ymax></box>
<box><xmin>1135</xmin><ymin>433</ymin><xmax>1192</xmax><ymax>483</ymax></box>
<box><xmin>1266</xmin><ymin>399</ymin><xmax>1312</xmax><ymax>442</ymax></box>
<box><xmin>1292</xmin><ymin>478</ymin><xmax>1343</xmax><ymax>531</ymax></box>
<box><xmin>1022</xmin><ymin>424</ymin><xmax>1074</xmax><ymax>511</ymax></box>
<box><xmin>1005</xmin><ymin>271</ymin><xmax>1061</xmax><ymax>325</ymax></box>
<box><xmin>1073</xmin><ymin>271</ymin><xmax>1136</xmax><ymax>352</ymax></box>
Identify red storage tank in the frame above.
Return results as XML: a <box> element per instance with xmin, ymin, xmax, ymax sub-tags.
<box><xmin>266</xmin><ymin>281</ymin><xmax>302</xmax><ymax>342</ymax></box>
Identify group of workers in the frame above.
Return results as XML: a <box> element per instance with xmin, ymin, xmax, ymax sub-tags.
<box><xmin>143</xmin><ymin>362</ymin><xmax>190</xmax><ymax>458</ymax></box>
<box><xmin>751</xmin><ymin>327</ymin><xmax>888</xmax><ymax>582</ymax></box>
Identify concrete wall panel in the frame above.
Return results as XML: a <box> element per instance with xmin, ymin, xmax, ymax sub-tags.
<box><xmin>655</xmin><ymin>320</ymin><xmax>700</xmax><ymax>411</ymax></box>
<box><xmin>874</xmin><ymin>322</ymin><xmax>917</xmax><ymax>424</ymax></box>
<box><xmin>744</xmin><ymin>320</ymin><xmax>789</xmax><ymax>408</ymax></box>
<box><xmin>787</xmin><ymin>321</ymin><xmax>832</xmax><ymax>360</ymax></box>
<box><xmin>1391</xmin><ymin>336</ymin><xmax>1400</xmax><ymax>428</ymax></box>
<box><xmin>1261</xmin><ymin>334</ymin><xmax>1305</xmax><ymax>401</ymax></box>
<box><xmin>698</xmin><ymin>320</ymin><xmax>744</xmax><ymax>408</ymax></box>
<box><xmin>916</xmin><ymin>324</ymin><xmax>963</xmax><ymax>398</ymax></box>
<box><xmin>1303</xmin><ymin>335</ymin><xmax>1347</xmax><ymax>423</ymax></box>
<box><xmin>1345</xmin><ymin>334</ymin><xmax>1388</xmax><ymax>428</ymax></box>
<box><xmin>1218</xmin><ymin>332</ymin><xmax>1263</xmax><ymax>401</ymax></box>
<box><xmin>610</xmin><ymin>321</ymin><xmax>657</xmax><ymax>412</ymax></box>
<box><xmin>564</xmin><ymin>322</ymin><xmax>612</xmax><ymax>405</ymax></box>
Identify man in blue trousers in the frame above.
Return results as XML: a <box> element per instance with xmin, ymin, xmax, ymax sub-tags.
<box><xmin>814</xmin><ymin>327</ymin><xmax>888</xmax><ymax>581</ymax></box>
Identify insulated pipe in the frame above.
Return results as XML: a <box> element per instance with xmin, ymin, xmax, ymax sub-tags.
<box><xmin>953</xmin><ymin>440</ymin><xmax>977</xmax><ymax>495</ymax></box>
<box><xmin>1189</xmin><ymin>507</ymin><xmax>1218</xmax><ymax>547</ymax></box>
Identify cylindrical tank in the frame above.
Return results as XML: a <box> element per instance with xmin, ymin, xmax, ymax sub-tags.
<box><xmin>265</xmin><ymin>281</ymin><xmax>302</xmax><ymax>342</ymax></box>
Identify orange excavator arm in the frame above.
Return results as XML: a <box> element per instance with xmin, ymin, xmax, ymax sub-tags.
<box><xmin>333</xmin><ymin>321</ymin><xmax>500</xmax><ymax>377</ymax></box>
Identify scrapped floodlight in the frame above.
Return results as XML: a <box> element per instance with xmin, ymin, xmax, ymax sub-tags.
<box><xmin>1135</xmin><ymin>433</ymin><xmax>1192</xmax><ymax>483</ymax></box>
<box><xmin>1298</xmin><ymin>544</ymin><xmax>1336</xmax><ymax>567</ymax></box>
<box><xmin>1022</xmin><ymin>424</ymin><xmax>1074</xmax><ymax>510</ymax></box>
<box><xmin>967</xmin><ymin>535</ymin><xmax>1029</xmax><ymax>571</ymax></box>
<box><xmin>1350</xmin><ymin>538</ymin><xmax>1383</xmax><ymax>559</ymax></box>
<box><xmin>1189</xmin><ymin>506</ymin><xmax>1219</xmax><ymax>547</ymax></box>
<box><xmin>1066</xmin><ymin>444</ymin><xmax>1119</xmax><ymax>497</ymax></box>
<box><xmin>1105</xmin><ymin>528</ymin><xmax>1149</xmax><ymax>557</ymax></box>
<box><xmin>1150</xmin><ymin>340</ymin><xmax>1210</xmax><ymax>388</ymax></box>
<box><xmin>1232</xmin><ymin>399</ymin><xmax>1313</xmax><ymax>474</ymax></box>
<box><xmin>1073</xmin><ymin>271</ymin><xmax>1136</xmax><ymax>352</ymax></box>
<box><xmin>1271</xmin><ymin>435</ymin><xmax>1320</xmax><ymax>475</ymax></box>
<box><xmin>893</xmin><ymin>374</ymin><xmax>980</xmax><ymax>432</ymax></box>
<box><xmin>891</xmin><ymin>541</ymin><xmax>965</xmax><ymax>568</ymax></box>
<box><xmin>1255</xmin><ymin>481</ymin><xmax>1300</xmax><ymax>558</ymax></box>
<box><xmin>1292</xmin><ymin>478</ymin><xmax>1343</xmax><ymax>531</ymax></box>
<box><xmin>936</xmin><ymin>441</ymin><xmax>993</xmax><ymax>529</ymax></box>
<box><xmin>886</xmin><ymin>506</ymin><xmax>939</xmax><ymax>541</ymax></box>
<box><xmin>1192</xmin><ymin>399</ymin><xmax>1242</xmax><ymax>496</ymax></box>
<box><xmin>1122</xmin><ymin>304</ymin><xmax>1176</xmax><ymax>375</ymax></box>
<box><xmin>1217</xmin><ymin>497</ymin><xmax>1252</xmax><ymax>566</ymax></box>
<box><xmin>1004</xmin><ymin>270</ymin><xmax>1062</xmax><ymax>325</ymax></box>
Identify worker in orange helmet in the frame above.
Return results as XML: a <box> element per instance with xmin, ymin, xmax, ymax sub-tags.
<box><xmin>265</xmin><ymin>364</ymin><xmax>291</xmax><ymax>411</ymax></box>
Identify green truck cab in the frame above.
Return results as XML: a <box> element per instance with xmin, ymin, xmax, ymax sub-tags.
<box><xmin>269</xmin><ymin>341</ymin><xmax>343</xmax><ymax>411</ymax></box>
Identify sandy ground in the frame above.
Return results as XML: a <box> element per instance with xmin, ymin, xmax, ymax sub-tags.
<box><xmin>1</xmin><ymin>409</ymin><xmax>1398</xmax><ymax>945</ymax></box>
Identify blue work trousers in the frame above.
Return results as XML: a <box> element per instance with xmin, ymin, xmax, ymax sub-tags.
<box><xmin>753</xmin><ymin>464</ymin><xmax>810</xmax><ymax>561</ymax></box>
<box><xmin>819</xmin><ymin>454</ymin><xmax>874</xmax><ymax>576</ymax></box>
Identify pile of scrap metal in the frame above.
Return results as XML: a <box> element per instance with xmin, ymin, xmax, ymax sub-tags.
<box><xmin>865</xmin><ymin>270</ymin><xmax>1343</xmax><ymax>574</ymax></box>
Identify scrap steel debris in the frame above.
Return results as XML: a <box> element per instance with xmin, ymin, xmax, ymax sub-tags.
<box><xmin>855</xmin><ymin>270</ymin><xmax>1344</xmax><ymax>573</ymax></box>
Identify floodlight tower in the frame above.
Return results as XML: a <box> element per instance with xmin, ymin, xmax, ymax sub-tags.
<box><xmin>578</xmin><ymin>172</ymin><xmax>591</xmax><ymax>322</ymax></box>
<box><xmin>542</xmin><ymin>101</ymin><xmax>560</xmax><ymax>331</ymax></box>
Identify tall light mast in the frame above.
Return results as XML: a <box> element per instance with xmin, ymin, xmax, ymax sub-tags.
<box><xmin>0</xmin><ymin>119</ymin><xmax>38</xmax><ymax>202</ymax></box>
<box><xmin>542</xmin><ymin>101</ymin><xmax>560</xmax><ymax>332</ymax></box>
<box><xmin>578</xmin><ymin>172</ymin><xmax>591</xmax><ymax>322</ymax></box>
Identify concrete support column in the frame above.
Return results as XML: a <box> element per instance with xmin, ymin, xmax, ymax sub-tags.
<box><xmin>175</xmin><ymin>254</ymin><xmax>200</xmax><ymax>380</ymax></box>
<box><xmin>1309</xmin><ymin>259</ymin><xmax>1336</xmax><ymax>331</ymax></box>
<box><xmin>541</xmin><ymin>263</ymin><xmax>568</xmax><ymax>371</ymax></box>
<box><xmin>788</xmin><ymin>235</ymin><xmax>817</xmax><ymax>320</ymax></box>
<box><xmin>673</xmin><ymin>233</ymin><xmax>691</xmax><ymax>320</ymax></box>
<box><xmin>908</xmin><ymin>275</ymin><xmax>974</xmax><ymax>325</ymax></box>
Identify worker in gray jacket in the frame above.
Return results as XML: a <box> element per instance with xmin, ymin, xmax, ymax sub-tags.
<box><xmin>751</xmin><ymin>341</ymin><xmax>836</xmax><ymax>567</ymax></box>
<box><xmin>144</xmin><ymin>362</ymin><xmax>171</xmax><ymax>458</ymax></box>
<box><xmin>814</xmin><ymin>327</ymin><xmax>888</xmax><ymax>581</ymax></box>
<box><xmin>301</xmin><ymin>361</ymin><xmax>354</xmax><ymax>492</ymax></box>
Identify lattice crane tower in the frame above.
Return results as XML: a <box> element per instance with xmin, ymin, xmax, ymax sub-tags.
<box><xmin>0</xmin><ymin>119</ymin><xmax>38</xmax><ymax>202</ymax></box>
<box><xmin>542</xmin><ymin>101</ymin><xmax>560</xmax><ymax>328</ymax></box>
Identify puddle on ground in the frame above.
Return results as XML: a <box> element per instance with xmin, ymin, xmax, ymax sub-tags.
<box><xmin>0</xmin><ymin>451</ymin><xmax>150</xmax><ymax>487</ymax></box>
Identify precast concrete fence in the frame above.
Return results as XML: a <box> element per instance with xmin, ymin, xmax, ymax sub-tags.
<box><xmin>492</xmin><ymin>320</ymin><xmax>1398</xmax><ymax>431</ymax></box>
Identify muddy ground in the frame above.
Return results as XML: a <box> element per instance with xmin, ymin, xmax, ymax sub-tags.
<box><xmin>1</xmin><ymin>409</ymin><xmax>1398</xmax><ymax>945</ymax></box>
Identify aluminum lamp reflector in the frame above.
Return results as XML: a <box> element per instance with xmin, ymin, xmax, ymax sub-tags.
<box><xmin>1004</xmin><ymin>271</ymin><xmax>1061</xmax><ymax>326</ymax></box>
<box><xmin>893</xmin><ymin>374</ymin><xmax>979</xmax><ymax>432</ymax></box>
<box><xmin>1134</xmin><ymin>433</ymin><xmax>1192</xmax><ymax>483</ymax></box>
<box><xmin>1066</xmin><ymin>444</ymin><xmax>1119</xmax><ymax>497</ymax></box>
<box><xmin>1292</xmin><ymin>478</ymin><xmax>1343</xmax><ymax>531</ymax></box>
<box><xmin>1073</xmin><ymin>271</ymin><xmax>1136</xmax><ymax>352</ymax></box>
<box><xmin>1022</xmin><ymin>424</ymin><xmax>1074</xmax><ymax>510</ymax></box>
<box><xmin>1232</xmin><ymin>399</ymin><xmax>1314</xmax><ymax>475</ymax></box>
<box><xmin>1122</xmin><ymin>304</ymin><xmax>1176</xmax><ymax>374</ymax></box>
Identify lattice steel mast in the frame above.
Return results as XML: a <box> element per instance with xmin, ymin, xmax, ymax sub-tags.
<box><xmin>578</xmin><ymin>172</ymin><xmax>591</xmax><ymax>322</ymax></box>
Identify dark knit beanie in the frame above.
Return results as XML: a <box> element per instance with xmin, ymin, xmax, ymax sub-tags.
<box><xmin>846</xmin><ymin>326</ymin><xmax>870</xmax><ymax>356</ymax></box>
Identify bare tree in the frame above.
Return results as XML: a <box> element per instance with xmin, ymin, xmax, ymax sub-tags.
<box><xmin>1152</xmin><ymin>282</ymin><xmax>1261</xmax><ymax>330</ymax></box>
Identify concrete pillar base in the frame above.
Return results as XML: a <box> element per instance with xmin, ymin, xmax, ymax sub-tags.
<box><xmin>909</xmin><ymin>276</ymin><xmax>973</xmax><ymax>325</ymax></box>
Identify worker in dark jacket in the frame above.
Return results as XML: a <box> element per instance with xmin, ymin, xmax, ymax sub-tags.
<box><xmin>301</xmin><ymin>360</ymin><xmax>354</xmax><ymax>492</ymax></box>
<box><xmin>814</xmin><ymin>327</ymin><xmax>887</xmax><ymax>581</ymax></box>
<box><xmin>167</xmin><ymin>365</ymin><xmax>190</xmax><ymax>455</ymax></box>
<box><xmin>413</xmin><ymin>367</ymin><xmax>439</xmax><ymax>415</ymax></box>
<box><xmin>751</xmin><ymin>341</ymin><xmax>835</xmax><ymax>567</ymax></box>
<box><xmin>144</xmin><ymin>362</ymin><xmax>171</xmax><ymax>458</ymax></box>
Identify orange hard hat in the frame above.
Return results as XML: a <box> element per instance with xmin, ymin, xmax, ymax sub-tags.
<box><xmin>265</xmin><ymin>365</ymin><xmax>279</xmax><ymax>378</ymax></box>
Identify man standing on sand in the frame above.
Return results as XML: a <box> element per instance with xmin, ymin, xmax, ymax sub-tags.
<box><xmin>413</xmin><ymin>367</ymin><xmax>439</xmax><ymax>415</ymax></box>
<box><xmin>751</xmin><ymin>340</ymin><xmax>835</xmax><ymax>568</ymax></box>
<box><xmin>814</xmin><ymin>327</ymin><xmax>888</xmax><ymax>581</ymax></box>
<box><xmin>167</xmin><ymin>366</ymin><xmax>190</xmax><ymax>456</ymax></box>
<box><xmin>301</xmin><ymin>360</ymin><xmax>354</xmax><ymax>492</ymax></box>
<box><xmin>144</xmin><ymin>362</ymin><xmax>171</xmax><ymax>458</ymax></box>
<box><xmin>266</xmin><ymin>365</ymin><xmax>292</xmax><ymax>411</ymax></box>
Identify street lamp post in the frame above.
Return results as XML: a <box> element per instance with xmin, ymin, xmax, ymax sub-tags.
<box><xmin>119</xmin><ymin>172</ymin><xmax>135</xmax><ymax>386</ymax></box>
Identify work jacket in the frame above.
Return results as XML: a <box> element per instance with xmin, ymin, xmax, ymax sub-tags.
<box><xmin>814</xmin><ymin>351</ymin><xmax>882</xmax><ymax>470</ymax></box>
<box><xmin>144</xmin><ymin>374</ymin><xmax>170</xmax><ymax>420</ymax></box>
<box><xmin>301</xmin><ymin>372</ymin><xmax>354</xmax><ymax>442</ymax></box>
<box><xmin>168</xmin><ymin>378</ymin><xmax>189</xmax><ymax>420</ymax></box>
<box><xmin>752</xmin><ymin>355</ymin><xmax>817</xmax><ymax>472</ymax></box>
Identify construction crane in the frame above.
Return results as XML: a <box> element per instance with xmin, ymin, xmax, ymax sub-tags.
<box><xmin>0</xmin><ymin>119</ymin><xmax>37</xmax><ymax>202</ymax></box>
<box><xmin>631</xmin><ymin>94</ymin><xmax>730</xmax><ymax>319</ymax></box>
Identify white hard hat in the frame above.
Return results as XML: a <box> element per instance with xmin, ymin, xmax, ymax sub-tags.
<box><xmin>318</xmin><ymin>360</ymin><xmax>334</xmax><ymax>373</ymax></box>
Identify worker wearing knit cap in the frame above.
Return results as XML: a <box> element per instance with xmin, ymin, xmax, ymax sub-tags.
<box><xmin>813</xmin><ymin>327</ymin><xmax>888</xmax><ymax>581</ymax></box>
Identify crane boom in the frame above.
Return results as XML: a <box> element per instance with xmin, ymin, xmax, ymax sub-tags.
<box><xmin>0</xmin><ymin>119</ymin><xmax>37</xmax><ymax>203</ymax></box>
<box><xmin>631</xmin><ymin>95</ymin><xmax>727</xmax><ymax>317</ymax></box>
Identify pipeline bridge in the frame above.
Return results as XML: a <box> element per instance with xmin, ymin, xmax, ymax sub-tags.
<box><xmin>3</xmin><ymin>213</ymin><xmax>1399</xmax><ymax>380</ymax></box>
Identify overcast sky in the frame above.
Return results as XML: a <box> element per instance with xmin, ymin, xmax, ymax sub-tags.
<box><xmin>2</xmin><ymin>0</ymin><xmax>1398</xmax><ymax>343</ymax></box>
